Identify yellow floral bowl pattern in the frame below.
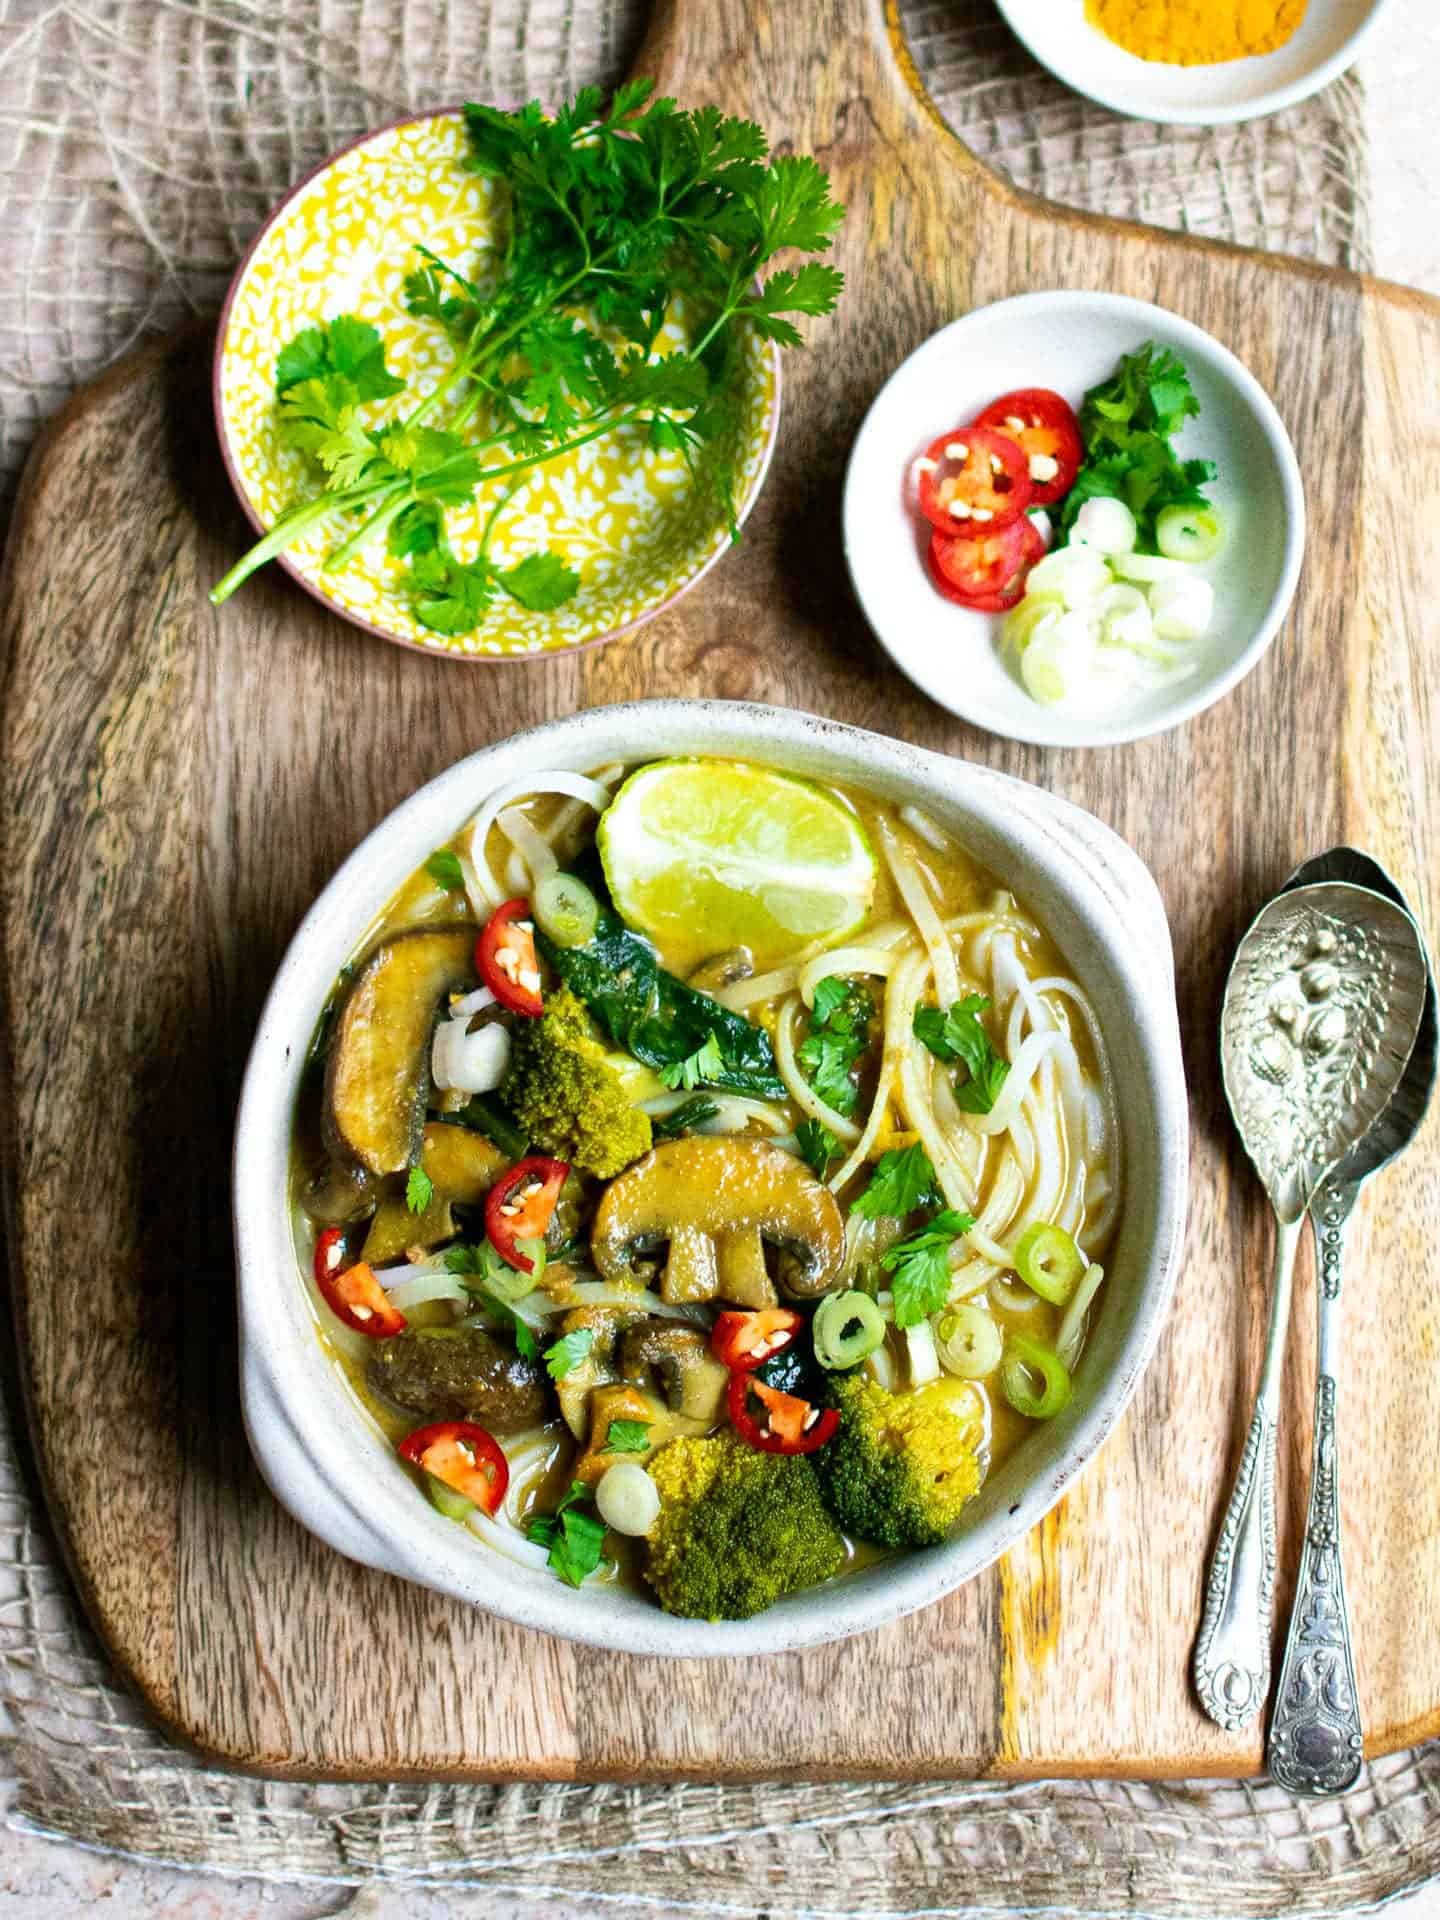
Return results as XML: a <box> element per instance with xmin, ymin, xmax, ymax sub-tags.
<box><xmin>214</xmin><ymin>111</ymin><xmax>781</xmax><ymax>660</ymax></box>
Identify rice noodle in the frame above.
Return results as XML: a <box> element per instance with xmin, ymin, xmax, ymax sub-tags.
<box><xmin>797</xmin><ymin>945</ymin><xmax>907</xmax><ymax>1005</ymax></box>
<box><xmin>382</xmin><ymin>1271</ymin><xmax>473</xmax><ymax>1311</ymax></box>
<box><xmin>898</xmin><ymin>804</ymin><xmax>954</xmax><ymax>853</ymax></box>
<box><xmin>560</xmin><ymin>1284</ymin><xmax>710</xmax><ymax>1323</ymax></box>
<box><xmin>990</xmin><ymin>1274</ymin><xmax>1042</xmax><ymax>1315</ymax></box>
<box><xmin>877</xmin><ymin>817</ymin><xmax>960</xmax><ymax>1007</ymax></box>
<box><xmin>1057</xmin><ymin>1262</ymin><xmax>1106</xmax><ymax>1371</ymax></box>
<box><xmin>968</xmin><ymin>1027</ymin><xmax>1061</xmax><ymax>1137</ymax></box>
<box><xmin>639</xmin><ymin>1090</ymin><xmax>791</xmax><ymax>1136</ymax></box>
<box><xmin>827</xmin><ymin>945</ymin><xmax>928</xmax><ymax>1192</ymax></box>
<box><xmin>498</xmin><ymin>806</ymin><xmax>560</xmax><ymax>890</ymax></box>
<box><xmin>464</xmin><ymin>771</ymin><xmax>613</xmax><ymax>913</ymax></box>
<box><xmin>776</xmin><ymin>997</ymin><xmax>862</xmax><ymax>1146</ymax></box>
<box><xmin>715</xmin><ymin>966</ymin><xmax>799</xmax><ymax>1012</ymax></box>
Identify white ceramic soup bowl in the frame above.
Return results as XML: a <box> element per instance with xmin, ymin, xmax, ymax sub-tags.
<box><xmin>234</xmin><ymin>700</ymin><xmax>1189</xmax><ymax>1656</ymax></box>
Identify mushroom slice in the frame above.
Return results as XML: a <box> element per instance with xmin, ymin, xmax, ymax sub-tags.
<box><xmin>590</xmin><ymin>1136</ymin><xmax>845</xmax><ymax>1306</ymax></box>
<box><xmin>620</xmin><ymin>1320</ymin><xmax>730</xmax><ymax>1430</ymax></box>
<box><xmin>573</xmin><ymin>1383</ymin><xmax>670</xmax><ymax>1485</ymax></box>
<box><xmin>553</xmin><ymin>1305</ymin><xmax>640</xmax><ymax>1439</ymax></box>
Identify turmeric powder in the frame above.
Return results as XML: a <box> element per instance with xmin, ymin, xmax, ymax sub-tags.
<box><xmin>1084</xmin><ymin>0</ymin><xmax>1307</xmax><ymax>65</ymax></box>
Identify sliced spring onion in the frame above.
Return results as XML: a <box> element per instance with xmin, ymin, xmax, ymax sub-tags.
<box><xmin>1021</xmin><ymin>610</ymin><xmax>1097</xmax><ymax>706</ymax></box>
<box><xmin>1000</xmin><ymin>590</ymin><xmax>1066</xmax><ymax>656</ymax></box>
<box><xmin>1071</xmin><ymin>496</ymin><xmax>1138</xmax><ymax>555</ymax></box>
<box><xmin>1097</xmin><ymin>582</ymin><xmax>1152</xmax><ymax>651</ymax></box>
<box><xmin>812</xmin><ymin>1289</ymin><xmax>886</xmax><ymax>1369</ymax></box>
<box><xmin>1056</xmin><ymin>1260</ymin><xmax>1106</xmax><ymax>1372</ymax></box>
<box><xmin>1148</xmin><ymin>573</ymin><xmax>1215</xmax><ymax>641</ymax></box>
<box><xmin>1156</xmin><ymin>503</ymin><xmax>1225</xmax><ymax>563</ymax></box>
<box><xmin>1013</xmin><ymin>1222</ymin><xmax>1086</xmax><ymax>1305</ymax></box>
<box><xmin>532</xmin><ymin>871</ymin><xmax>600</xmax><ymax>949</ymax></box>
<box><xmin>904</xmin><ymin>1319</ymin><xmax>941</xmax><ymax>1387</ymax></box>
<box><xmin>1000</xmin><ymin>1333</ymin><xmax>1072</xmax><ymax>1420</ymax></box>
<box><xmin>382</xmin><ymin>1270</ymin><xmax>474</xmax><ymax>1311</ymax></box>
<box><xmin>1110</xmin><ymin>551</ymin><xmax>1189</xmax><ymax>585</ymax></box>
<box><xmin>595</xmin><ymin>1462</ymin><xmax>661</xmax><ymax>1536</ymax></box>
<box><xmin>934</xmin><ymin>1302</ymin><xmax>1003</xmax><ymax>1379</ymax></box>
<box><xmin>425</xmin><ymin>1472</ymin><xmax>475</xmax><ymax>1522</ymax></box>
<box><xmin>1024</xmin><ymin>545</ymin><xmax>1111</xmax><ymax>608</ymax></box>
<box><xmin>432</xmin><ymin>1017</ymin><xmax>511</xmax><ymax>1095</ymax></box>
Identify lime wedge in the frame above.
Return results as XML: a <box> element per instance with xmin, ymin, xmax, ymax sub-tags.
<box><xmin>598</xmin><ymin>759</ymin><xmax>877</xmax><ymax>973</ymax></box>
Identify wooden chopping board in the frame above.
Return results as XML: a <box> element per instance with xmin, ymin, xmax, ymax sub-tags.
<box><xmin>3</xmin><ymin>0</ymin><xmax>1438</xmax><ymax>1782</ymax></box>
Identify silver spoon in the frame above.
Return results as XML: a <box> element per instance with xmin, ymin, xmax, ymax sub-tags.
<box><xmin>1192</xmin><ymin>880</ymin><xmax>1429</xmax><ymax>1743</ymax></box>
<box><xmin>1264</xmin><ymin>851</ymin><xmax>1438</xmax><ymax>1794</ymax></box>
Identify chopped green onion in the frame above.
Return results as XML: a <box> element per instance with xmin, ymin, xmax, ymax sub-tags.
<box><xmin>1000</xmin><ymin>1333</ymin><xmax>1072</xmax><ymax>1421</ymax></box>
<box><xmin>1110</xmin><ymin>551</ymin><xmax>1189</xmax><ymax>584</ymax></box>
<box><xmin>533</xmin><ymin>871</ymin><xmax>599</xmax><ymax>949</ymax></box>
<box><xmin>812</xmin><ymin>1289</ymin><xmax>886</xmax><ymax>1369</ymax></box>
<box><xmin>1000</xmin><ymin>591</ymin><xmax>1066</xmax><ymax>657</ymax></box>
<box><xmin>934</xmin><ymin>1303</ymin><xmax>1003</xmax><ymax>1380</ymax></box>
<box><xmin>1155</xmin><ymin>503</ymin><xmax>1225</xmax><ymax>563</ymax></box>
<box><xmin>1013</xmin><ymin>1222</ymin><xmax>1085</xmax><ymax>1305</ymax></box>
<box><xmin>424</xmin><ymin>1472</ymin><xmax>475</xmax><ymax>1522</ymax></box>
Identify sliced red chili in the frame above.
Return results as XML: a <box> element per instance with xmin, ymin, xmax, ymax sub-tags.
<box><xmin>917</xmin><ymin>424</ymin><xmax>1032</xmax><ymax>534</ymax></box>
<box><xmin>398</xmin><ymin>1420</ymin><xmax>509</xmax><ymax>1516</ymax></box>
<box><xmin>973</xmin><ymin>388</ymin><xmax>1083</xmax><ymax>508</ymax></box>
<box><xmin>477</xmin><ymin>898</ymin><xmax>543</xmax><ymax>1017</ymax></box>
<box><xmin>711</xmin><ymin>1307</ymin><xmax>804</xmax><ymax>1372</ymax></box>
<box><xmin>485</xmin><ymin>1155</ymin><xmax>569</xmax><ymax>1274</ymax></box>
<box><xmin>313</xmin><ymin>1231</ymin><xmax>406</xmax><ymax>1338</ymax></box>
<box><xmin>727</xmin><ymin>1370</ymin><xmax>839</xmax><ymax>1455</ymax></box>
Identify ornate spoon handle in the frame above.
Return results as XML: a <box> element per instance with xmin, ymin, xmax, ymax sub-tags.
<box><xmin>1193</xmin><ymin>1213</ymin><xmax>1301</xmax><ymax>1730</ymax></box>
<box><xmin>1267</xmin><ymin>1189</ymin><xmax>1364</xmax><ymax>1794</ymax></box>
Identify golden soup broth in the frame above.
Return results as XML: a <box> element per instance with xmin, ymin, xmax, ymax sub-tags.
<box><xmin>292</xmin><ymin>769</ymin><xmax>1116</xmax><ymax>1585</ymax></box>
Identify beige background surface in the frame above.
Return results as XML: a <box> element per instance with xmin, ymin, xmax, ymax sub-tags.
<box><xmin>2</xmin><ymin>0</ymin><xmax>1439</xmax><ymax>1914</ymax></box>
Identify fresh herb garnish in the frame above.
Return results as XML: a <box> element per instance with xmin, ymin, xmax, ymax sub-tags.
<box><xmin>881</xmin><ymin>1208</ymin><xmax>975</xmax><ymax>1329</ymax></box>
<box><xmin>913</xmin><ymin>995</ymin><xmax>1010</xmax><ymax>1115</ymax></box>
<box><xmin>424</xmin><ymin>849</ymin><xmax>466</xmax><ymax>891</ymax></box>
<box><xmin>1060</xmin><ymin>343</ymin><xmax>1216</xmax><ymax>550</ymax></box>
<box><xmin>653</xmin><ymin>1095</ymin><xmax>721</xmax><ymax>1139</ymax></box>
<box><xmin>544</xmin><ymin>1327</ymin><xmax>595</xmax><ymax>1381</ymax></box>
<box><xmin>605</xmin><ymin>1419</ymin><xmax>653</xmax><ymax>1454</ymax></box>
<box><xmin>850</xmin><ymin>1143</ymin><xmax>940</xmax><ymax>1220</ymax></box>
<box><xmin>443</xmin><ymin>1243</ymin><xmax>539</xmax><ymax>1358</ymax></box>
<box><xmin>405</xmin><ymin>1165</ymin><xmax>435</xmax><ymax>1213</ymax></box>
<box><xmin>210</xmin><ymin>84</ymin><xmax>845</xmax><ymax>635</ymax></box>
<box><xmin>797</xmin><ymin>977</ymin><xmax>872</xmax><ymax>1117</ymax></box>
<box><xmin>795</xmin><ymin>1117</ymin><xmax>841</xmax><ymax>1180</ymax></box>
<box><xmin>527</xmin><ymin>1479</ymin><xmax>608</xmax><ymax>1587</ymax></box>
<box><xmin>536</xmin><ymin>904</ymin><xmax>784</xmax><ymax>1099</ymax></box>
<box><xmin>659</xmin><ymin>1032</ymin><xmax>727</xmax><ymax>1091</ymax></box>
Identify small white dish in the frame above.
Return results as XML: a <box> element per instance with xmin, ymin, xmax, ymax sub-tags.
<box><xmin>995</xmin><ymin>0</ymin><xmax>1397</xmax><ymax>125</ymax></box>
<box><xmin>844</xmin><ymin>290</ymin><xmax>1304</xmax><ymax>750</ymax></box>
<box><xmin>233</xmin><ymin>699</ymin><xmax>1189</xmax><ymax>1658</ymax></box>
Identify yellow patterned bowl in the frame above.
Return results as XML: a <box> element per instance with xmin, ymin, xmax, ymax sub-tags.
<box><xmin>213</xmin><ymin>109</ymin><xmax>780</xmax><ymax>662</ymax></box>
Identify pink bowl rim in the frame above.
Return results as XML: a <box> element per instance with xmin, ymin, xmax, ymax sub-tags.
<box><xmin>210</xmin><ymin>105</ymin><xmax>783</xmax><ymax>666</ymax></box>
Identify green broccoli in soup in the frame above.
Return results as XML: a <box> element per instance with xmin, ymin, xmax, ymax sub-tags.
<box><xmin>814</xmin><ymin>1373</ymin><xmax>983</xmax><ymax>1549</ymax></box>
<box><xmin>644</xmin><ymin>1433</ymin><xmax>844</xmax><ymax>1620</ymax></box>
<box><xmin>501</xmin><ymin>986</ymin><xmax>652</xmax><ymax>1179</ymax></box>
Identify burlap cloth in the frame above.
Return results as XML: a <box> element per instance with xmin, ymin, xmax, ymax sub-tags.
<box><xmin>4</xmin><ymin>3</ymin><xmax>1434</xmax><ymax>1913</ymax></box>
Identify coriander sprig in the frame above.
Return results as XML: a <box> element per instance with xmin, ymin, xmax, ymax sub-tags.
<box><xmin>211</xmin><ymin>82</ymin><xmax>844</xmax><ymax>636</ymax></box>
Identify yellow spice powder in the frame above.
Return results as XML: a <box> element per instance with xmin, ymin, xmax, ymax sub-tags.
<box><xmin>1084</xmin><ymin>0</ymin><xmax>1307</xmax><ymax>65</ymax></box>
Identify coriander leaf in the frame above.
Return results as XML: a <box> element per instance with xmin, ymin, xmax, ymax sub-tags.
<box><xmin>913</xmin><ymin>995</ymin><xmax>1010</xmax><ymax>1116</ymax></box>
<box><xmin>795</xmin><ymin>1117</ymin><xmax>840</xmax><ymax>1180</ymax></box>
<box><xmin>275</xmin><ymin>316</ymin><xmax>404</xmax><ymax>403</ymax></box>
<box><xmin>544</xmin><ymin>1327</ymin><xmax>595</xmax><ymax>1381</ymax></box>
<box><xmin>275</xmin><ymin>326</ymin><xmax>328</xmax><ymax>393</ymax></box>
<box><xmin>750</xmin><ymin>154</ymin><xmax>845</xmax><ymax>257</ymax></box>
<box><xmin>276</xmin><ymin>380</ymin><xmax>382</xmax><ymax>488</ymax></box>
<box><xmin>405</xmin><ymin>1166</ymin><xmax>435</xmax><ymax>1214</ymax></box>
<box><xmin>659</xmin><ymin>1031</ymin><xmax>726</xmax><ymax>1091</ymax></box>
<box><xmin>527</xmin><ymin>1480</ymin><xmax>607</xmax><ymax>1587</ymax></box>
<box><xmin>810</xmin><ymin>976</ymin><xmax>852</xmax><ymax>1026</ymax></box>
<box><xmin>881</xmin><ymin>1207</ymin><xmax>976</xmax><ymax>1328</ymax></box>
<box><xmin>851</xmin><ymin>1144</ymin><xmax>941</xmax><ymax>1220</ymax></box>
<box><xmin>408</xmin><ymin>547</ymin><xmax>497</xmax><ymax>636</ymax></box>
<box><xmin>425</xmin><ymin>849</ymin><xmax>466</xmax><ymax>891</ymax></box>
<box><xmin>738</xmin><ymin>263</ymin><xmax>846</xmax><ymax>347</ymax></box>
<box><xmin>444</xmin><ymin>1244</ymin><xmax>540</xmax><ymax>1359</ymax></box>
<box><xmin>499</xmin><ymin>550</ymin><xmax>581</xmax><ymax>612</ymax></box>
<box><xmin>652</xmin><ymin>1095</ymin><xmax>720</xmax><ymax>1139</ymax></box>
<box><xmin>389</xmin><ymin>501</ymin><xmax>443</xmax><ymax>559</ymax></box>
<box><xmin>797</xmin><ymin>980</ymin><xmax>872</xmax><ymax>1117</ymax></box>
<box><xmin>605</xmin><ymin>1419</ymin><xmax>652</xmax><ymax>1454</ymax></box>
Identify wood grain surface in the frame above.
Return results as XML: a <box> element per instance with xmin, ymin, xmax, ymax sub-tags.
<box><xmin>2</xmin><ymin>0</ymin><xmax>1437</xmax><ymax>1781</ymax></box>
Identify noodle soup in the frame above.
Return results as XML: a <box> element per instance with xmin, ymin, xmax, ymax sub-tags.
<box><xmin>293</xmin><ymin>757</ymin><xmax>1119</xmax><ymax>1620</ymax></box>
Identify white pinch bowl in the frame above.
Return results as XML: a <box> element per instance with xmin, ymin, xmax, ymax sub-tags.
<box><xmin>234</xmin><ymin>699</ymin><xmax>1189</xmax><ymax>1657</ymax></box>
<box><xmin>844</xmin><ymin>291</ymin><xmax>1305</xmax><ymax>750</ymax></box>
<box><xmin>994</xmin><ymin>0</ymin><xmax>1398</xmax><ymax>125</ymax></box>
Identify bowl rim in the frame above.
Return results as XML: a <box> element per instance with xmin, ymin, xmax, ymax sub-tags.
<box><xmin>233</xmin><ymin>699</ymin><xmax>1190</xmax><ymax>1656</ymax></box>
<box><xmin>993</xmin><ymin>0</ymin><xmax>1401</xmax><ymax>125</ymax></box>
<box><xmin>211</xmin><ymin>106</ymin><xmax>782</xmax><ymax>665</ymax></box>
<box><xmin>843</xmin><ymin>288</ymin><xmax>1306</xmax><ymax>749</ymax></box>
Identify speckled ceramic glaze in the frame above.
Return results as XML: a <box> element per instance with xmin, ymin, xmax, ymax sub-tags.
<box><xmin>214</xmin><ymin>112</ymin><xmax>779</xmax><ymax>660</ymax></box>
<box><xmin>233</xmin><ymin>702</ymin><xmax>1189</xmax><ymax>1656</ymax></box>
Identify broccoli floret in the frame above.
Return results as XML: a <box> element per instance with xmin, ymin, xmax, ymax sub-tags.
<box><xmin>644</xmin><ymin>1432</ymin><xmax>845</xmax><ymax>1620</ymax></box>
<box><xmin>502</xmin><ymin>986</ymin><xmax>652</xmax><ymax>1178</ymax></box>
<box><xmin>815</xmin><ymin>1373</ymin><xmax>983</xmax><ymax>1549</ymax></box>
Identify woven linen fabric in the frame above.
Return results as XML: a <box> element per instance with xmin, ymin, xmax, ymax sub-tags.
<box><xmin>1</xmin><ymin>1</ymin><xmax>1426</xmax><ymax>1912</ymax></box>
